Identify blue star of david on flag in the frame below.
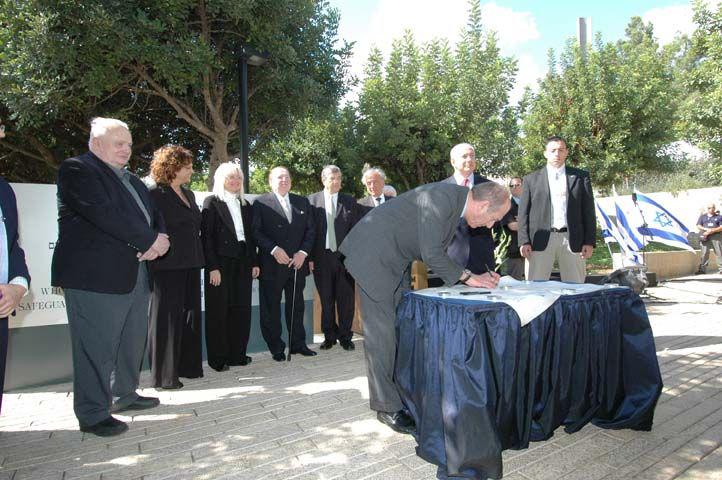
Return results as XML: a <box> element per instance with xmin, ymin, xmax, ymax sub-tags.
<box><xmin>653</xmin><ymin>212</ymin><xmax>673</xmax><ymax>228</ymax></box>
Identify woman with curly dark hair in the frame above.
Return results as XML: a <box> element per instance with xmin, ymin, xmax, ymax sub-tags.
<box><xmin>147</xmin><ymin>145</ymin><xmax>204</xmax><ymax>389</ymax></box>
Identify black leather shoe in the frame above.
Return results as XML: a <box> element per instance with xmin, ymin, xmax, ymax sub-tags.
<box><xmin>340</xmin><ymin>340</ymin><xmax>355</xmax><ymax>351</ymax></box>
<box><xmin>211</xmin><ymin>364</ymin><xmax>230</xmax><ymax>372</ymax></box>
<box><xmin>161</xmin><ymin>381</ymin><xmax>184</xmax><ymax>390</ymax></box>
<box><xmin>377</xmin><ymin>410</ymin><xmax>415</xmax><ymax>435</ymax></box>
<box><xmin>238</xmin><ymin>355</ymin><xmax>252</xmax><ymax>366</ymax></box>
<box><xmin>111</xmin><ymin>395</ymin><xmax>160</xmax><ymax>413</ymax></box>
<box><xmin>272</xmin><ymin>352</ymin><xmax>286</xmax><ymax>361</ymax></box>
<box><xmin>319</xmin><ymin>339</ymin><xmax>336</xmax><ymax>350</ymax></box>
<box><xmin>80</xmin><ymin>416</ymin><xmax>128</xmax><ymax>437</ymax></box>
<box><xmin>290</xmin><ymin>346</ymin><xmax>317</xmax><ymax>356</ymax></box>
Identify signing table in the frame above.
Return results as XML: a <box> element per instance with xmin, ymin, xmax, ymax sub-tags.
<box><xmin>395</xmin><ymin>278</ymin><xmax>663</xmax><ymax>480</ymax></box>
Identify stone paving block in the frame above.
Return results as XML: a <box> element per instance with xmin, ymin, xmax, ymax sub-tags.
<box><xmin>595</xmin><ymin>433</ymin><xmax>666</xmax><ymax>468</ymax></box>
<box><xmin>675</xmin><ymin>444</ymin><xmax>722</xmax><ymax>480</ymax></box>
<box><xmin>503</xmin><ymin>441</ymin><xmax>563</xmax><ymax>474</ymax></box>
<box><xmin>599</xmin><ymin>454</ymin><xmax>661</xmax><ymax>480</ymax></box>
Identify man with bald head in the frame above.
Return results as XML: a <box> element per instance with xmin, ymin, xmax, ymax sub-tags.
<box><xmin>696</xmin><ymin>202</ymin><xmax>722</xmax><ymax>274</ymax></box>
<box><xmin>252</xmin><ymin>167</ymin><xmax>316</xmax><ymax>360</ymax></box>
<box><xmin>340</xmin><ymin>181</ymin><xmax>510</xmax><ymax>434</ymax></box>
<box><xmin>52</xmin><ymin>117</ymin><xmax>169</xmax><ymax>436</ymax></box>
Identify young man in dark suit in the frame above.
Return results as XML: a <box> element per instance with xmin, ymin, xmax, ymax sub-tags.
<box><xmin>252</xmin><ymin>167</ymin><xmax>316</xmax><ymax>361</ymax></box>
<box><xmin>0</xmin><ymin>174</ymin><xmax>30</xmax><ymax>414</ymax></box>
<box><xmin>52</xmin><ymin>118</ymin><xmax>168</xmax><ymax>436</ymax></box>
<box><xmin>517</xmin><ymin>136</ymin><xmax>596</xmax><ymax>283</ymax></box>
<box><xmin>308</xmin><ymin>165</ymin><xmax>362</xmax><ymax>351</ymax></box>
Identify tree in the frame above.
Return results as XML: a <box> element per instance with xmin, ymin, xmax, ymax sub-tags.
<box><xmin>678</xmin><ymin>0</ymin><xmax>722</xmax><ymax>182</ymax></box>
<box><xmin>0</xmin><ymin>0</ymin><xmax>352</xmax><ymax>186</ymax></box>
<box><xmin>520</xmin><ymin>17</ymin><xmax>679</xmax><ymax>188</ymax></box>
<box><xmin>353</xmin><ymin>0</ymin><xmax>519</xmax><ymax>189</ymax></box>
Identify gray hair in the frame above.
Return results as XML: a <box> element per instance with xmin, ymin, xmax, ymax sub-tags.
<box><xmin>382</xmin><ymin>185</ymin><xmax>397</xmax><ymax>197</ymax></box>
<box><xmin>212</xmin><ymin>161</ymin><xmax>246</xmax><ymax>205</ymax></box>
<box><xmin>321</xmin><ymin>164</ymin><xmax>342</xmax><ymax>182</ymax></box>
<box><xmin>361</xmin><ymin>166</ymin><xmax>386</xmax><ymax>184</ymax></box>
<box><xmin>450</xmin><ymin>143</ymin><xmax>475</xmax><ymax>161</ymax></box>
<box><xmin>88</xmin><ymin>117</ymin><xmax>129</xmax><ymax>148</ymax></box>
<box><xmin>470</xmin><ymin>181</ymin><xmax>509</xmax><ymax>211</ymax></box>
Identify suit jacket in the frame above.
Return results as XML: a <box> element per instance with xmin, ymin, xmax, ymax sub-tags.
<box><xmin>503</xmin><ymin>197</ymin><xmax>521</xmax><ymax>258</ymax></box>
<box><xmin>148</xmin><ymin>184</ymin><xmax>204</xmax><ymax>272</ymax></box>
<box><xmin>252</xmin><ymin>192</ymin><xmax>315</xmax><ymax>277</ymax></box>
<box><xmin>358</xmin><ymin>194</ymin><xmax>393</xmax><ymax>208</ymax></box>
<box><xmin>201</xmin><ymin>195</ymin><xmax>258</xmax><ymax>271</ymax></box>
<box><xmin>0</xmin><ymin>177</ymin><xmax>30</xmax><ymax>288</ymax></box>
<box><xmin>339</xmin><ymin>183</ymin><xmax>468</xmax><ymax>302</ymax></box>
<box><xmin>51</xmin><ymin>151</ymin><xmax>165</xmax><ymax>293</ymax></box>
<box><xmin>308</xmin><ymin>191</ymin><xmax>361</xmax><ymax>262</ymax></box>
<box><xmin>442</xmin><ymin>174</ymin><xmax>496</xmax><ymax>273</ymax></box>
<box><xmin>517</xmin><ymin>165</ymin><xmax>596</xmax><ymax>253</ymax></box>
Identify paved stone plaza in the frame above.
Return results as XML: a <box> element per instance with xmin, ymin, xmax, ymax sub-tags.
<box><xmin>1</xmin><ymin>274</ymin><xmax>720</xmax><ymax>480</ymax></box>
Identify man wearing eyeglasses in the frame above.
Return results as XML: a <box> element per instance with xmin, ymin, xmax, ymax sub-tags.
<box><xmin>501</xmin><ymin>177</ymin><xmax>524</xmax><ymax>280</ymax></box>
<box><xmin>695</xmin><ymin>203</ymin><xmax>722</xmax><ymax>274</ymax></box>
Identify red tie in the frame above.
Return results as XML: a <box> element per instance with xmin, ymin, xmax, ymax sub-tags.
<box><xmin>463</xmin><ymin>178</ymin><xmax>469</xmax><ymax>187</ymax></box>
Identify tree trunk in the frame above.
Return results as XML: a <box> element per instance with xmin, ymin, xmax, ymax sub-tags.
<box><xmin>206</xmin><ymin>135</ymin><xmax>231</xmax><ymax>191</ymax></box>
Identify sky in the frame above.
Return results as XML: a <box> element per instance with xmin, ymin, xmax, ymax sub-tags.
<box><xmin>328</xmin><ymin>0</ymin><xmax>706</xmax><ymax>104</ymax></box>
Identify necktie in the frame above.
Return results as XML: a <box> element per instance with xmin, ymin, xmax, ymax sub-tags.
<box><xmin>463</xmin><ymin>178</ymin><xmax>469</xmax><ymax>187</ymax></box>
<box><xmin>327</xmin><ymin>199</ymin><xmax>337</xmax><ymax>251</ymax></box>
<box><xmin>282</xmin><ymin>197</ymin><xmax>292</xmax><ymax>222</ymax></box>
<box><xmin>375</xmin><ymin>196</ymin><xmax>382</xmax><ymax>206</ymax></box>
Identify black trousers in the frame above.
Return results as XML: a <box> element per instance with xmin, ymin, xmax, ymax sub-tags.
<box><xmin>148</xmin><ymin>268</ymin><xmax>203</xmax><ymax>388</ymax></box>
<box><xmin>0</xmin><ymin>318</ymin><xmax>7</xmax><ymax>413</ymax></box>
<box><xmin>258</xmin><ymin>265</ymin><xmax>307</xmax><ymax>354</ymax></box>
<box><xmin>204</xmin><ymin>255</ymin><xmax>253</xmax><ymax>369</ymax></box>
<box><xmin>313</xmin><ymin>250</ymin><xmax>355</xmax><ymax>342</ymax></box>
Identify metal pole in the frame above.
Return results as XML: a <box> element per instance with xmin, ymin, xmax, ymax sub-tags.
<box><xmin>238</xmin><ymin>54</ymin><xmax>250</xmax><ymax>194</ymax></box>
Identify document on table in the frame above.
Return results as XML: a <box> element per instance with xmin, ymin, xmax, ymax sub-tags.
<box><xmin>414</xmin><ymin>277</ymin><xmax>625</xmax><ymax>326</ymax></box>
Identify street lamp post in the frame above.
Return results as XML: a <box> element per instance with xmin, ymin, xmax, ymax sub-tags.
<box><xmin>238</xmin><ymin>44</ymin><xmax>269</xmax><ymax>193</ymax></box>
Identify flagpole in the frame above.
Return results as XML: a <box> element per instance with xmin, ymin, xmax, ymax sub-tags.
<box><xmin>632</xmin><ymin>190</ymin><xmax>649</xmax><ymax>271</ymax></box>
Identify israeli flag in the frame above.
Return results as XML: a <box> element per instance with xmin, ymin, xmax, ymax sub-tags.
<box><xmin>596</xmin><ymin>201</ymin><xmax>643</xmax><ymax>265</ymax></box>
<box><xmin>633</xmin><ymin>190</ymin><xmax>694</xmax><ymax>251</ymax></box>
<box><xmin>612</xmin><ymin>186</ymin><xmax>647</xmax><ymax>252</ymax></box>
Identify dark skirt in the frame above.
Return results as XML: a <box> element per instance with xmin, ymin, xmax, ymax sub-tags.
<box><xmin>204</xmin><ymin>254</ymin><xmax>254</xmax><ymax>369</ymax></box>
<box><xmin>147</xmin><ymin>268</ymin><xmax>204</xmax><ymax>388</ymax></box>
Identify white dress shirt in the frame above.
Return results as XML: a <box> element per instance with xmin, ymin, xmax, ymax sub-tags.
<box><xmin>324</xmin><ymin>192</ymin><xmax>338</xmax><ymax>250</ymax></box>
<box><xmin>453</xmin><ymin>172</ymin><xmax>474</xmax><ymax>188</ymax></box>
<box><xmin>221</xmin><ymin>191</ymin><xmax>245</xmax><ymax>242</ymax></box>
<box><xmin>546</xmin><ymin>164</ymin><xmax>568</xmax><ymax>229</ymax></box>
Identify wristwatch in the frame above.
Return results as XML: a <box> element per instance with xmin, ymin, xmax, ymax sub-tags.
<box><xmin>459</xmin><ymin>269</ymin><xmax>472</xmax><ymax>284</ymax></box>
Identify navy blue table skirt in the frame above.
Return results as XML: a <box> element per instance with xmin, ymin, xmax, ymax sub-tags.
<box><xmin>395</xmin><ymin>288</ymin><xmax>663</xmax><ymax>479</ymax></box>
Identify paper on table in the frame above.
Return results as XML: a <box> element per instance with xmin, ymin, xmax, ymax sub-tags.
<box><xmin>414</xmin><ymin>276</ymin><xmax>624</xmax><ymax>326</ymax></box>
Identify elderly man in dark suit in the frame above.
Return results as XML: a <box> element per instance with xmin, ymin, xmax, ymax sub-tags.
<box><xmin>308</xmin><ymin>165</ymin><xmax>361</xmax><ymax>351</ymax></box>
<box><xmin>252</xmin><ymin>166</ymin><xmax>316</xmax><ymax>361</ymax></box>
<box><xmin>358</xmin><ymin>166</ymin><xmax>392</xmax><ymax>209</ymax></box>
<box><xmin>52</xmin><ymin>117</ymin><xmax>169</xmax><ymax>437</ymax></box>
<box><xmin>0</xmin><ymin>174</ymin><xmax>30</xmax><ymax>414</ymax></box>
<box><xmin>442</xmin><ymin>143</ymin><xmax>497</xmax><ymax>274</ymax></box>
<box><xmin>339</xmin><ymin>181</ymin><xmax>510</xmax><ymax>434</ymax></box>
<box><xmin>518</xmin><ymin>136</ymin><xmax>596</xmax><ymax>283</ymax></box>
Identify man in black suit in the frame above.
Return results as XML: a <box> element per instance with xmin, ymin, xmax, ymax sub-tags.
<box><xmin>501</xmin><ymin>177</ymin><xmax>524</xmax><ymax>280</ymax></box>
<box><xmin>308</xmin><ymin>165</ymin><xmax>361</xmax><ymax>351</ymax></box>
<box><xmin>0</xmin><ymin>173</ymin><xmax>30</xmax><ymax>414</ymax></box>
<box><xmin>252</xmin><ymin>166</ymin><xmax>316</xmax><ymax>361</ymax></box>
<box><xmin>518</xmin><ymin>136</ymin><xmax>596</xmax><ymax>283</ymax></box>
<box><xmin>443</xmin><ymin>143</ymin><xmax>496</xmax><ymax>274</ymax></box>
<box><xmin>358</xmin><ymin>167</ymin><xmax>392</xmax><ymax>209</ymax></box>
<box><xmin>52</xmin><ymin>117</ymin><xmax>168</xmax><ymax>436</ymax></box>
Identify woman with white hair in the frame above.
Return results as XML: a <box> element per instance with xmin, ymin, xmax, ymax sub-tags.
<box><xmin>201</xmin><ymin>162</ymin><xmax>259</xmax><ymax>371</ymax></box>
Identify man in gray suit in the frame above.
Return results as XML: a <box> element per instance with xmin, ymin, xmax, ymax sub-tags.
<box><xmin>517</xmin><ymin>136</ymin><xmax>596</xmax><ymax>283</ymax></box>
<box><xmin>339</xmin><ymin>181</ymin><xmax>510</xmax><ymax>434</ymax></box>
<box><xmin>358</xmin><ymin>166</ymin><xmax>392</xmax><ymax>208</ymax></box>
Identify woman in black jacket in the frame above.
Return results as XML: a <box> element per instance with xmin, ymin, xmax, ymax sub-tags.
<box><xmin>201</xmin><ymin>162</ymin><xmax>259</xmax><ymax>371</ymax></box>
<box><xmin>147</xmin><ymin>145</ymin><xmax>204</xmax><ymax>389</ymax></box>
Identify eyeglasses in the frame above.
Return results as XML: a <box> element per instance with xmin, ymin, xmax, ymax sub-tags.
<box><xmin>509</xmin><ymin>183</ymin><xmax>521</xmax><ymax>188</ymax></box>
